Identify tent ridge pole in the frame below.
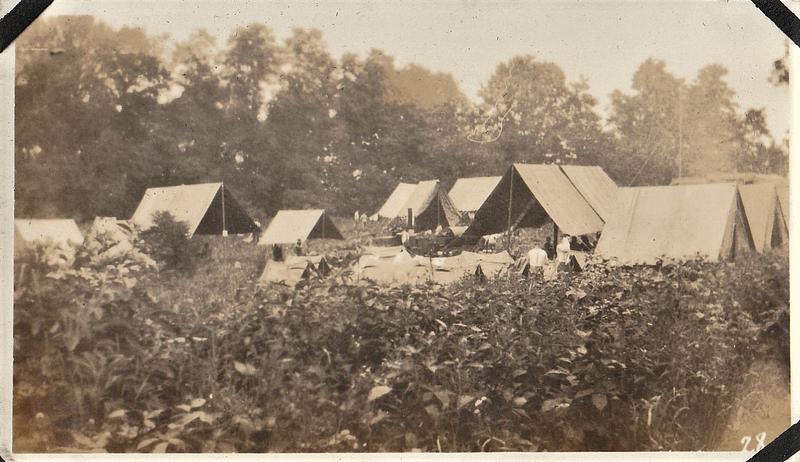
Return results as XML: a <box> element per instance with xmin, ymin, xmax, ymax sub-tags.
<box><xmin>507</xmin><ymin>166</ymin><xmax>514</xmax><ymax>250</ymax></box>
<box><xmin>221</xmin><ymin>183</ymin><xmax>227</xmax><ymax>235</ymax></box>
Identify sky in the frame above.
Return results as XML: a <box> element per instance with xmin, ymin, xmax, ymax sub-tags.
<box><xmin>42</xmin><ymin>0</ymin><xmax>792</xmax><ymax>137</ymax></box>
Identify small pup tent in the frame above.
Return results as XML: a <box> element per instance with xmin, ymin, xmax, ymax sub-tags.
<box><xmin>427</xmin><ymin>250</ymin><xmax>514</xmax><ymax>284</ymax></box>
<box><xmin>376</xmin><ymin>183</ymin><xmax>417</xmax><ymax>219</ymax></box>
<box><xmin>448</xmin><ymin>176</ymin><xmax>502</xmax><ymax>215</ymax></box>
<box><xmin>595</xmin><ymin>183</ymin><xmax>754</xmax><ymax>265</ymax></box>
<box><xmin>464</xmin><ymin>164</ymin><xmax>607</xmax><ymax>240</ymax></box>
<box><xmin>738</xmin><ymin>183</ymin><xmax>788</xmax><ymax>253</ymax></box>
<box><xmin>356</xmin><ymin>247</ymin><xmax>430</xmax><ymax>286</ymax></box>
<box><xmin>258</xmin><ymin>255</ymin><xmax>331</xmax><ymax>285</ymax></box>
<box><xmin>15</xmin><ymin>219</ymin><xmax>84</xmax><ymax>266</ymax></box>
<box><xmin>259</xmin><ymin>209</ymin><xmax>343</xmax><ymax>246</ymax></box>
<box><xmin>130</xmin><ymin>182</ymin><xmax>258</xmax><ymax>237</ymax></box>
<box><xmin>15</xmin><ymin>219</ymin><xmax>84</xmax><ymax>253</ymax></box>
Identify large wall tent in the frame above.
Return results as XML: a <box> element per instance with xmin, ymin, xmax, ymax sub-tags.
<box><xmin>738</xmin><ymin>183</ymin><xmax>788</xmax><ymax>253</ymax></box>
<box><xmin>258</xmin><ymin>209</ymin><xmax>343</xmax><ymax>245</ymax></box>
<box><xmin>670</xmin><ymin>172</ymin><xmax>790</xmax><ymax>245</ymax></box>
<box><xmin>448</xmin><ymin>176</ymin><xmax>502</xmax><ymax>215</ymax></box>
<box><xmin>463</xmin><ymin>164</ymin><xmax>617</xmax><ymax>240</ymax></box>
<box><xmin>130</xmin><ymin>182</ymin><xmax>258</xmax><ymax>237</ymax></box>
<box><xmin>595</xmin><ymin>183</ymin><xmax>754</xmax><ymax>265</ymax></box>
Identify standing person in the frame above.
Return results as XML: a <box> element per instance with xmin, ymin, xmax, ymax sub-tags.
<box><xmin>543</xmin><ymin>236</ymin><xmax>555</xmax><ymax>260</ymax></box>
<box><xmin>272</xmin><ymin>244</ymin><xmax>284</xmax><ymax>262</ymax></box>
<box><xmin>400</xmin><ymin>229</ymin><xmax>410</xmax><ymax>245</ymax></box>
<box><xmin>556</xmin><ymin>235</ymin><xmax>571</xmax><ymax>272</ymax></box>
<box><xmin>294</xmin><ymin>238</ymin><xmax>305</xmax><ymax>256</ymax></box>
<box><xmin>527</xmin><ymin>244</ymin><xmax>548</xmax><ymax>286</ymax></box>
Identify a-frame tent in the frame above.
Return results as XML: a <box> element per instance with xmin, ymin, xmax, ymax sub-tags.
<box><xmin>401</xmin><ymin>180</ymin><xmax>464</xmax><ymax>230</ymax></box>
<box><xmin>15</xmin><ymin>219</ymin><xmax>84</xmax><ymax>254</ymax></box>
<box><xmin>258</xmin><ymin>209</ymin><xmax>343</xmax><ymax>245</ymax></box>
<box><xmin>595</xmin><ymin>183</ymin><xmax>754</xmax><ymax>265</ymax></box>
<box><xmin>738</xmin><ymin>183</ymin><xmax>788</xmax><ymax>253</ymax></box>
<box><xmin>448</xmin><ymin>176</ymin><xmax>503</xmax><ymax>215</ymax></box>
<box><xmin>463</xmin><ymin>164</ymin><xmax>605</xmax><ymax>240</ymax></box>
<box><xmin>130</xmin><ymin>182</ymin><xmax>258</xmax><ymax>237</ymax></box>
<box><xmin>376</xmin><ymin>183</ymin><xmax>417</xmax><ymax>219</ymax></box>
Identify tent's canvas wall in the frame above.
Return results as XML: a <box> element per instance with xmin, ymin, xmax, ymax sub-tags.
<box><xmin>131</xmin><ymin>183</ymin><xmax>258</xmax><ymax>237</ymax></box>
<box><xmin>559</xmin><ymin>165</ymin><xmax>618</xmax><ymax>222</ymax></box>
<box><xmin>259</xmin><ymin>209</ymin><xmax>344</xmax><ymax>245</ymax></box>
<box><xmin>738</xmin><ymin>183</ymin><xmax>788</xmax><ymax>253</ymax></box>
<box><xmin>463</xmin><ymin>164</ymin><xmax>605</xmax><ymax>240</ymax></box>
<box><xmin>595</xmin><ymin>183</ymin><xmax>754</xmax><ymax>265</ymax></box>
<box><xmin>778</xmin><ymin>185</ymin><xmax>789</xmax><ymax>223</ymax></box>
<box><xmin>376</xmin><ymin>183</ymin><xmax>417</xmax><ymax>219</ymax></box>
<box><xmin>448</xmin><ymin>176</ymin><xmax>502</xmax><ymax>215</ymax></box>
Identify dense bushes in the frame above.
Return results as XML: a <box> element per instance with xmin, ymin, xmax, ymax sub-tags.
<box><xmin>139</xmin><ymin>212</ymin><xmax>203</xmax><ymax>273</ymax></box>
<box><xmin>13</xmin><ymin>243</ymin><xmax>789</xmax><ymax>452</ymax></box>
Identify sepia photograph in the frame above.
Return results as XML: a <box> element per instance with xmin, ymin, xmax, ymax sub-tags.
<box><xmin>1</xmin><ymin>0</ymin><xmax>794</xmax><ymax>456</ymax></box>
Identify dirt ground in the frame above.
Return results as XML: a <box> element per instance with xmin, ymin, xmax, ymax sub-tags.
<box><xmin>713</xmin><ymin>360</ymin><xmax>790</xmax><ymax>452</ymax></box>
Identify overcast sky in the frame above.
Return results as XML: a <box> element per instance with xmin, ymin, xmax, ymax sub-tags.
<box><xmin>43</xmin><ymin>0</ymin><xmax>791</xmax><ymax>137</ymax></box>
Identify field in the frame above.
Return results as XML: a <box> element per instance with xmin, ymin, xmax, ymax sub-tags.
<box><xmin>12</xmin><ymin>225</ymin><xmax>790</xmax><ymax>452</ymax></box>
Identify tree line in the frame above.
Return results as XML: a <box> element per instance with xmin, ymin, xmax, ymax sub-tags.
<box><xmin>15</xmin><ymin>16</ymin><xmax>788</xmax><ymax>221</ymax></box>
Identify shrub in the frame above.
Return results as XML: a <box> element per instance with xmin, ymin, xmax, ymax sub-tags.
<box><xmin>138</xmin><ymin>212</ymin><xmax>201</xmax><ymax>273</ymax></box>
<box><xmin>13</xmin><ymin>249</ymin><xmax>789</xmax><ymax>452</ymax></box>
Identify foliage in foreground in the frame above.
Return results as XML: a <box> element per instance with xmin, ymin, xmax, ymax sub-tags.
<box><xmin>13</xmin><ymin>239</ymin><xmax>789</xmax><ymax>452</ymax></box>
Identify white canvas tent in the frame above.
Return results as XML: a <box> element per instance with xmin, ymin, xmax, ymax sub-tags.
<box><xmin>376</xmin><ymin>183</ymin><xmax>417</xmax><ymax>219</ymax></box>
<box><xmin>15</xmin><ymin>219</ymin><xmax>84</xmax><ymax>266</ymax></box>
<box><xmin>15</xmin><ymin>219</ymin><xmax>84</xmax><ymax>253</ymax></box>
<box><xmin>130</xmin><ymin>182</ymin><xmax>258</xmax><ymax>237</ymax></box>
<box><xmin>448</xmin><ymin>176</ymin><xmax>502</xmax><ymax>215</ymax></box>
<box><xmin>738</xmin><ymin>183</ymin><xmax>788</xmax><ymax>253</ymax></box>
<box><xmin>376</xmin><ymin>180</ymin><xmax>463</xmax><ymax>230</ymax></box>
<box><xmin>258</xmin><ymin>255</ymin><xmax>330</xmax><ymax>285</ymax></box>
<box><xmin>596</xmin><ymin>183</ymin><xmax>754</xmax><ymax>265</ymax></box>
<box><xmin>464</xmin><ymin>164</ymin><xmax>607</xmax><ymax>240</ymax></box>
<box><xmin>258</xmin><ymin>209</ymin><xmax>343</xmax><ymax>246</ymax></box>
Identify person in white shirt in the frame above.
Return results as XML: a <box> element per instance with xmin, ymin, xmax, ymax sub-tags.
<box><xmin>528</xmin><ymin>246</ymin><xmax>548</xmax><ymax>268</ymax></box>
<box><xmin>527</xmin><ymin>245</ymin><xmax>548</xmax><ymax>284</ymax></box>
<box><xmin>556</xmin><ymin>235</ymin><xmax>571</xmax><ymax>272</ymax></box>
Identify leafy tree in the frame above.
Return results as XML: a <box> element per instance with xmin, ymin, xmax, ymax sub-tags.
<box><xmin>383</xmin><ymin>63</ymin><xmax>466</xmax><ymax>109</ymax></box>
<box><xmin>471</xmin><ymin>56</ymin><xmax>609</xmax><ymax>167</ymax></box>
<box><xmin>770</xmin><ymin>40</ymin><xmax>789</xmax><ymax>86</ymax></box>
<box><xmin>734</xmin><ymin>109</ymin><xmax>788</xmax><ymax>175</ymax></box>
<box><xmin>681</xmin><ymin>64</ymin><xmax>741</xmax><ymax>176</ymax></box>
<box><xmin>15</xmin><ymin>16</ymin><xmax>169</xmax><ymax>219</ymax></box>
<box><xmin>607</xmin><ymin>58</ymin><xmax>683</xmax><ymax>185</ymax></box>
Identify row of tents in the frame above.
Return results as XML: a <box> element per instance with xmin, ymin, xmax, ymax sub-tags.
<box><xmin>370</xmin><ymin>164</ymin><xmax>788</xmax><ymax>265</ymax></box>
<box><xmin>14</xmin><ymin>166</ymin><xmax>789</xmax><ymax>268</ymax></box>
